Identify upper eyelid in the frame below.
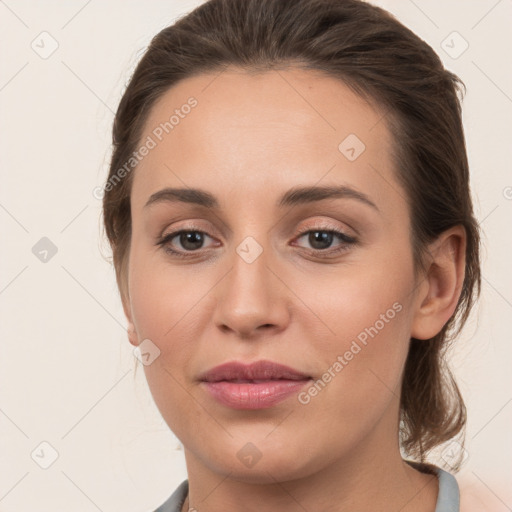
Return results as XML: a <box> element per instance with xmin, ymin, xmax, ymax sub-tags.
<box><xmin>161</xmin><ymin>221</ymin><xmax>352</xmax><ymax>239</ymax></box>
<box><xmin>161</xmin><ymin>214</ymin><xmax>355</xmax><ymax>234</ymax></box>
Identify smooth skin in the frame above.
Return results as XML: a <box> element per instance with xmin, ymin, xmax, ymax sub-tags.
<box><xmin>122</xmin><ymin>67</ymin><xmax>466</xmax><ymax>512</ymax></box>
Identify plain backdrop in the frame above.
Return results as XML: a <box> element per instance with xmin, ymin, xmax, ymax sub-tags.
<box><xmin>1</xmin><ymin>1</ymin><xmax>511</xmax><ymax>511</ymax></box>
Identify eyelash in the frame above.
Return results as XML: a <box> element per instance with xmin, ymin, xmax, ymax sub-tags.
<box><xmin>156</xmin><ymin>224</ymin><xmax>357</xmax><ymax>259</ymax></box>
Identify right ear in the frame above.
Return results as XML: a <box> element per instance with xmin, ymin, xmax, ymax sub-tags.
<box><xmin>122</xmin><ymin>295</ymin><xmax>139</xmax><ymax>347</ymax></box>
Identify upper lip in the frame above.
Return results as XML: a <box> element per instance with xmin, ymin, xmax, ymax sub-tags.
<box><xmin>199</xmin><ymin>360</ymin><xmax>312</xmax><ymax>383</ymax></box>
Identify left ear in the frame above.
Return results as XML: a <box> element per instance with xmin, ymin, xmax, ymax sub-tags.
<box><xmin>411</xmin><ymin>225</ymin><xmax>466</xmax><ymax>340</ymax></box>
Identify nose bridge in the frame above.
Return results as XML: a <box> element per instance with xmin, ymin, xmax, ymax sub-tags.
<box><xmin>213</xmin><ymin>229</ymin><xmax>288</xmax><ymax>335</ymax></box>
<box><xmin>227</xmin><ymin>209</ymin><xmax>274</xmax><ymax>278</ymax></box>
<box><xmin>229</xmin><ymin>232</ymin><xmax>274</xmax><ymax>305</ymax></box>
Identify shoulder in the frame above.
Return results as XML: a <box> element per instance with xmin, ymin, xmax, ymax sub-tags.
<box><xmin>152</xmin><ymin>480</ymin><xmax>189</xmax><ymax>512</ymax></box>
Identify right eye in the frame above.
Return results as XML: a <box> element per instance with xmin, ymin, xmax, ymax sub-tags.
<box><xmin>156</xmin><ymin>228</ymin><xmax>217</xmax><ymax>258</ymax></box>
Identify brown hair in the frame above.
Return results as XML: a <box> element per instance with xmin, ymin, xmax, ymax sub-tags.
<box><xmin>102</xmin><ymin>0</ymin><xmax>481</xmax><ymax>470</ymax></box>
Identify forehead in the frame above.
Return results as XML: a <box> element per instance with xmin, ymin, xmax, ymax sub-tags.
<box><xmin>131</xmin><ymin>66</ymin><xmax>398</xmax><ymax>213</ymax></box>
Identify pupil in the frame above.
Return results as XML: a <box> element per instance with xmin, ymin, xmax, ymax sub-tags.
<box><xmin>181</xmin><ymin>232</ymin><xmax>203</xmax><ymax>250</ymax></box>
<box><xmin>310</xmin><ymin>231</ymin><xmax>332</xmax><ymax>250</ymax></box>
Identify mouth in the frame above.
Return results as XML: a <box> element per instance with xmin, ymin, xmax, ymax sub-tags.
<box><xmin>199</xmin><ymin>360</ymin><xmax>313</xmax><ymax>410</ymax></box>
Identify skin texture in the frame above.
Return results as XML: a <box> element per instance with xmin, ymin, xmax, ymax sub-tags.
<box><xmin>122</xmin><ymin>67</ymin><xmax>466</xmax><ymax>511</ymax></box>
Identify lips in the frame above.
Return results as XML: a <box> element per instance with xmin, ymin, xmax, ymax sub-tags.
<box><xmin>199</xmin><ymin>359</ymin><xmax>311</xmax><ymax>383</ymax></box>
<box><xmin>199</xmin><ymin>360</ymin><xmax>313</xmax><ymax>409</ymax></box>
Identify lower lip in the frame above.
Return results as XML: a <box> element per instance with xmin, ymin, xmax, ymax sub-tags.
<box><xmin>202</xmin><ymin>379</ymin><xmax>311</xmax><ymax>409</ymax></box>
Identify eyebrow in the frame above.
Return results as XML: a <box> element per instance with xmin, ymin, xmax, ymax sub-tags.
<box><xmin>144</xmin><ymin>185</ymin><xmax>379</xmax><ymax>211</ymax></box>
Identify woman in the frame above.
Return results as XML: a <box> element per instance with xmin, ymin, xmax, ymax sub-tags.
<box><xmin>101</xmin><ymin>0</ymin><xmax>481</xmax><ymax>510</ymax></box>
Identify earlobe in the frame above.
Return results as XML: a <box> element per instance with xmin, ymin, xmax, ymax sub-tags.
<box><xmin>122</xmin><ymin>296</ymin><xmax>139</xmax><ymax>347</ymax></box>
<box><xmin>411</xmin><ymin>226</ymin><xmax>466</xmax><ymax>340</ymax></box>
<box><xmin>126</xmin><ymin>322</ymin><xmax>139</xmax><ymax>347</ymax></box>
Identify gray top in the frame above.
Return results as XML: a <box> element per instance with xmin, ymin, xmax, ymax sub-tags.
<box><xmin>154</xmin><ymin>461</ymin><xmax>459</xmax><ymax>512</ymax></box>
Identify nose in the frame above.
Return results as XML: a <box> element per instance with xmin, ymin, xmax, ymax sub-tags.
<box><xmin>212</xmin><ymin>243</ymin><xmax>291</xmax><ymax>340</ymax></box>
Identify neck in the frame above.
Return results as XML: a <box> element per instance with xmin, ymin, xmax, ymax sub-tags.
<box><xmin>180</xmin><ymin>431</ymin><xmax>439</xmax><ymax>512</ymax></box>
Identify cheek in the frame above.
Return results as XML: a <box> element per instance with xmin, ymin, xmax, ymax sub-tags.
<box><xmin>127</xmin><ymin>248</ymin><xmax>206</xmax><ymax>426</ymax></box>
<box><xmin>294</xmin><ymin>246</ymin><xmax>414</xmax><ymax>352</ymax></box>
<box><xmin>292</xmin><ymin>251</ymin><xmax>415</xmax><ymax>414</ymax></box>
<box><xmin>127</xmin><ymin>243</ymin><xmax>217</xmax><ymax>391</ymax></box>
<box><xmin>128</xmin><ymin>240</ymin><xmax>209</xmax><ymax>341</ymax></box>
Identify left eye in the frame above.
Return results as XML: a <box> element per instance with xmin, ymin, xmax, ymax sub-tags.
<box><xmin>294</xmin><ymin>228</ymin><xmax>357</xmax><ymax>252</ymax></box>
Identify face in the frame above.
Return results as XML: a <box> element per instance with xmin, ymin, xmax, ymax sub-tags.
<box><xmin>125</xmin><ymin>67</ymin><xmax>422</xmax><ymax>482</ymax></box>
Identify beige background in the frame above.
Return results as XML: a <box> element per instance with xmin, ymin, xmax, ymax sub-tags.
<box><xmin>1</xmin><ymin>0</ymin><xmax>511</xmax><ymax>510</ymax></box>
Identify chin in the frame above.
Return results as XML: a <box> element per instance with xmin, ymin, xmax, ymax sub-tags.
<box><xmin>192</xmin><ymin>437</ymin><xmax>326</xmax><ymax>484</ymax></box>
